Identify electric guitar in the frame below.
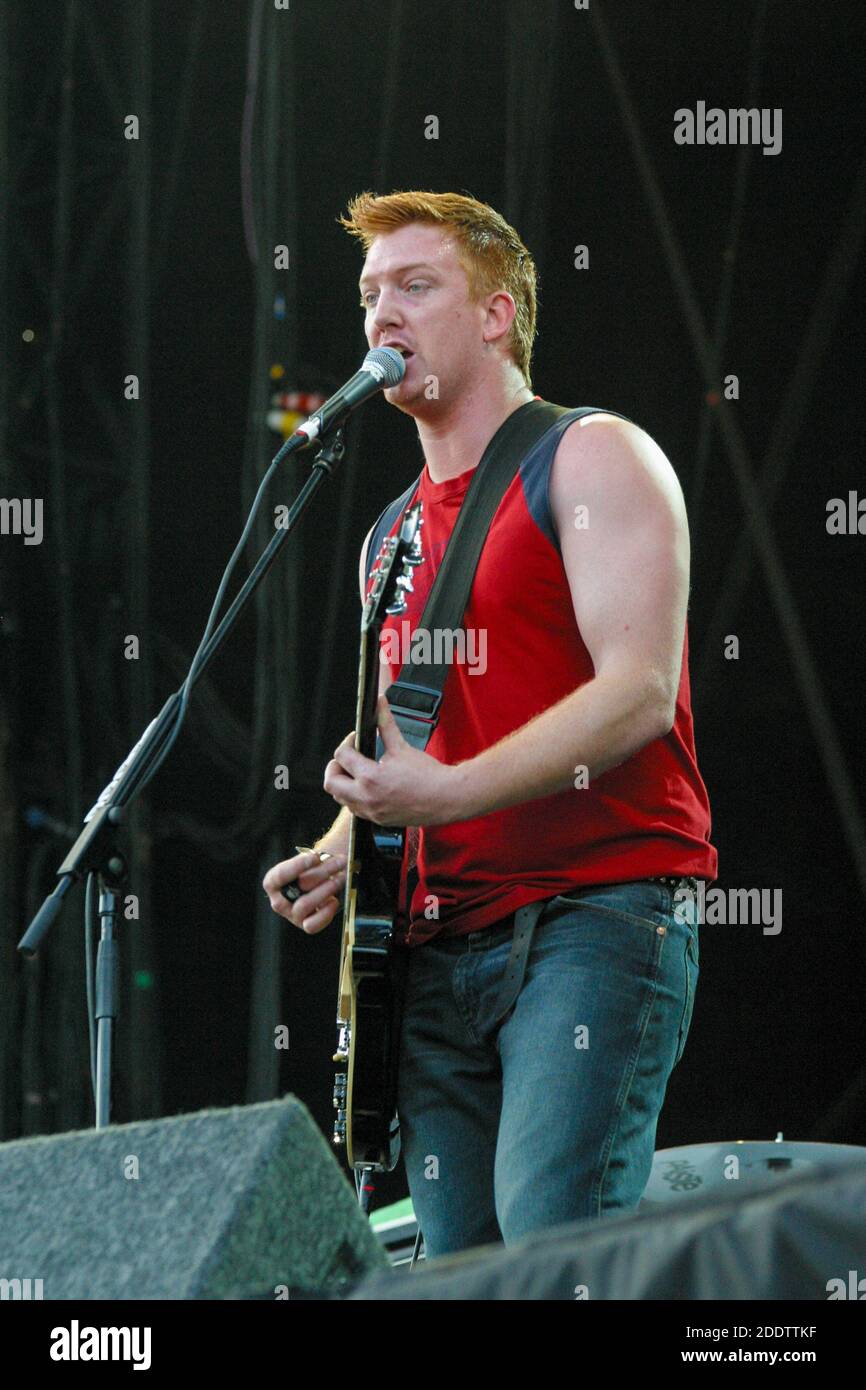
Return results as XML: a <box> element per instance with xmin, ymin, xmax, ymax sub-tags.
<box><xmin>332</xmin><ymin>501</ymin><xmax>424</xmax><ymax>1171</ymax></box>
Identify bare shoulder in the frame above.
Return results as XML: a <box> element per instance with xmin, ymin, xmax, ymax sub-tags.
<box><xmin>549</xmin><ymin>411</ymin><xmax>686</xmax><ymax>529</ymax></box>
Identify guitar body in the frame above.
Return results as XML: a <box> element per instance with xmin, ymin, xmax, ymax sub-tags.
<box><xmin>332</xmin><ymin>504</ymin><xmax>423</xmax><ymax>1172</ymax></box>
<box><xmin>336</xmin><ymin>824</ymin><xmax>407</xmax><ymax>1170</ymax></box>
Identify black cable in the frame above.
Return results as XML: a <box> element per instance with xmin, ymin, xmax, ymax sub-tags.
<box><xmin>134</xmin><ymin>453</ymin><xmax>281</xmax><ymax>795</ymax></box>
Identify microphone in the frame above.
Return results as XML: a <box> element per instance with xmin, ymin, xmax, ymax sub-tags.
<box><xmin>291</xmin><ymin>347</ymin><xmax>405</xmax><ymax>444</ymax></box>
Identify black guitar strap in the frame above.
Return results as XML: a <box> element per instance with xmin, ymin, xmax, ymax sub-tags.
<box><xmin>383</xmin><ymin>398</ymin><xmax>572</xmax><ymax>749</ymax></box>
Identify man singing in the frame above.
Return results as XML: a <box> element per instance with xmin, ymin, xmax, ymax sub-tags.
<box><xmin>263</xmin><ymin>189</ymin><xmax>716</xmax><ymax>1258</ymax></box>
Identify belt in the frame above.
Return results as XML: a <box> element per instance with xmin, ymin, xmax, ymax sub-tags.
<box><xmin>490</xmin><ymin>898</ymin><xmax>548</xmax><ymax>1025</ymax></box>
<box><xmin>490</xmin><ymin>876</ymin><xmax>700</xmax><ymax>1025</ymax></box>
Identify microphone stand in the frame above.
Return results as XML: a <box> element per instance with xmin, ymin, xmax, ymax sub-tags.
<box><xmin>18</xmin><ymin>425</ymin><xmax>347</xmax><ymax>1127</ymax></box>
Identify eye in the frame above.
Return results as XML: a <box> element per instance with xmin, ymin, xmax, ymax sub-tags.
<box><xmin>405</xmin><ymin>281</ymin><xmax>427</xmax><ymax>294</ymax></box>
<box><xmin>360</xmin><ymin>291</ymin><xmax>378</xmax><ymax>309</ymax></box>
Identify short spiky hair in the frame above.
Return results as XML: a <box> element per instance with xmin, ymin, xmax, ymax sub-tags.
<box><xmin>338</xmin><ymin>189</ymin><xmax>538</xmax><ymax>385</ymax></box>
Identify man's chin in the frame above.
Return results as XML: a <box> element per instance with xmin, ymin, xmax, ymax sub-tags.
<box><xmin>384</xmin><ymin>380</ymin><xmax>436</xmax><ymax>417</ymax></box>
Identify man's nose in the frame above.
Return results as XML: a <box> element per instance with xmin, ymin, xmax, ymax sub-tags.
<box><xmin>371</xmin><ymin>289</ymin><xmax>402</xmax><ymax>336</ymax></box>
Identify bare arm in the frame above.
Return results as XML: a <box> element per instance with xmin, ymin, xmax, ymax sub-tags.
<box><xmin>446</xmin><ymin>415</ymin><xmax>688</xmax><ymax>818</ymax></box>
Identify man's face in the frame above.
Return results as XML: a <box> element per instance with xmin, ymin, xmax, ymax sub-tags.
<box><xmin>358</xmin><ymin>223</ymin><xmax>488</xmax><ymax>413</ymax></box>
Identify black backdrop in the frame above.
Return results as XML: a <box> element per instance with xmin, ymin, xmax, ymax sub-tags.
<box><xmin>2</xmin><ymin>0</ymin><xmax>864</xmax><ymax>1214</ymax></box>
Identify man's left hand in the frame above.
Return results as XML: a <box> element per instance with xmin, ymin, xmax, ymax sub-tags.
<box><xmin>323</xmin><ymin>696</ymin><xmax>465</xmax><ymax>827</ymax></box>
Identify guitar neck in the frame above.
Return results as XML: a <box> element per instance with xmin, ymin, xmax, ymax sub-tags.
<box><xmin>341</xmin><ymin>499</ymin><xmax>422</xmax><ymax>919</ymax></box>
<box><xmin>344</xmin><ymin>622</ymin><xmax>378</xmax><ymax>903</ymax></box>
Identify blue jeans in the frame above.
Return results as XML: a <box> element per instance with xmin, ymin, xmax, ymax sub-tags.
<box><xmin>396</xmin><ymin>878</ymin><xmax>700</xmax><ymax>1259</ymax></box>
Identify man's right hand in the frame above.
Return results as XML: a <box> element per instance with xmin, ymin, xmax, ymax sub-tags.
<box><xmin>262</xmin><ymin>849</ymin><xmax>348</xmax><ymax>934</ymax></box>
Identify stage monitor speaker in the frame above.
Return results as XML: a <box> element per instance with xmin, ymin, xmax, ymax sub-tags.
<box><xmin>349</xmin><ymin>1159</ymin><xmax>866</xmax><ymax>1300</ymax></box>
<box><xmin>0</xmin><ymin>1096</ymin><xmax>388</xmax><ymax>1299</ymax></box>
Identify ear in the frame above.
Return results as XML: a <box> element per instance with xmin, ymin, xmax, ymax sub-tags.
<box><xmin>482</xmin><ymin>289</ymin><xmax>517</xmax><ymax>349</ymax></box>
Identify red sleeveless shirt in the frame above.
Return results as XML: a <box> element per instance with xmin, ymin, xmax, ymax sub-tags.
<box><xmin>367</xmin><ymin>407</ymin><xmax>718</xmax><ymax>945</ymax></box>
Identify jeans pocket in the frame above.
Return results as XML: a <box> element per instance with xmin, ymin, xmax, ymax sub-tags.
<box><xmin>552</xmin><ymin>880</ymin><xmax>669</xmax><ymax>933</ymax></box>
<box><xmin>673</xmin><ymin>926</ymin><xmax>699</xmax><ymax>1067</ymax></box>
